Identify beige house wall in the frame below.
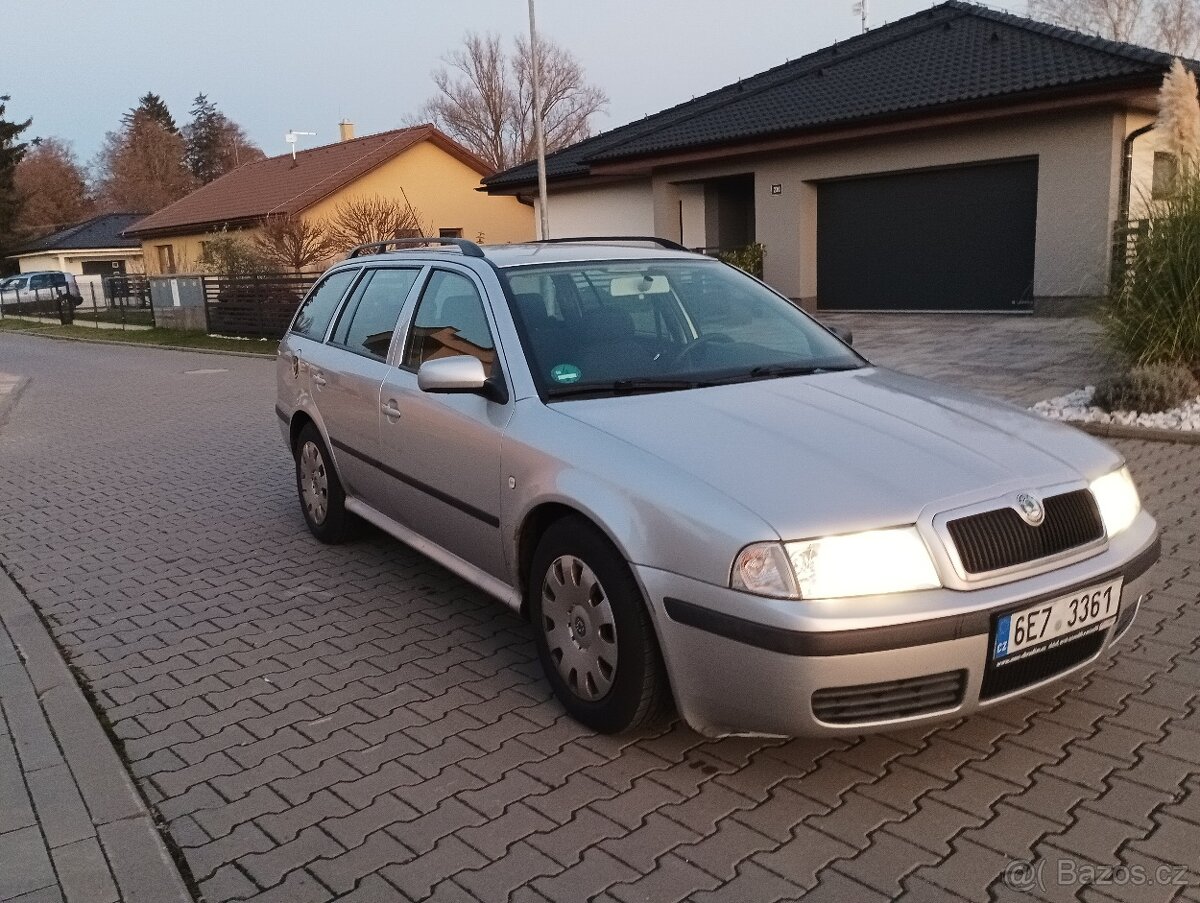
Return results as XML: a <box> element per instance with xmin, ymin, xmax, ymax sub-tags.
<box><xmin>139</xmin><ymin>138</ymin><xmax>535</xmax><ymax>275</ymax></box>
<box><xmin>303</xmin><ymin>141</ymin><xmax>533</xmax><ymax>246</ymax></box>
<box><xmin>644</xmin><ymin>107</ymin><xmax>1126</xmax><ymax>305</ymax></box>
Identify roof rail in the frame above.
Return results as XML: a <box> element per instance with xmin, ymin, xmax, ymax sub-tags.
<box><xmin>532</xmin><ymin>236</ymin><xmax>689</xmax><ymax>252</ymax></box>
<box><xmin>346</xmin><ymin>237</ymin><xmax>486</xmax><ymax>259</ymax></box>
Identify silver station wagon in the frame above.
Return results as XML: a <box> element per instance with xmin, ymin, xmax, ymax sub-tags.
<box><xmin>276</xmin><ymin>237</ymin><xmax>1160</xmax><ymax>737</ymax></box>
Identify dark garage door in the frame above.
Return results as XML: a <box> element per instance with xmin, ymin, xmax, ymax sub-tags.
<box><xmin>817</xmin><ymin>158</ymin><xmax>1038</xmax><ymax>311</ymax></box>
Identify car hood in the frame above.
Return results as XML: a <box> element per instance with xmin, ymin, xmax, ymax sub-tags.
<box><xmin>553</xmin><ymin>367</ymin><xmax>1121</xmax><ymax>539</ymax></box>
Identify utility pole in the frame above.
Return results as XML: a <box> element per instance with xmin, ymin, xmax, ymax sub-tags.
<box><xmin>528</xmin><ymin>0</ymin><xmax>550</xmax><ymax>239</ymax></box>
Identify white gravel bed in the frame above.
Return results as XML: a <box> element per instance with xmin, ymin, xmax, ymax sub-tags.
<box><xmin>1032</xmin><ymin>387</ymin><xmax>1200</xmax><ymax>431</ymax></box>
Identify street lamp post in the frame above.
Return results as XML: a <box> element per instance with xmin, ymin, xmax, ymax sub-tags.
<box><xmin>528</xmin><ymin>0</ymin><xmax>550</xmax><ymax>239</ymax></box>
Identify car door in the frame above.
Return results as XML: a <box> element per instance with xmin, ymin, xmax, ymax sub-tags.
<box><xmin>378</xmin><ymin>266</ymin><xmax>512</xmax><ymax>580</ymax></box>
<box><xmin>310</xmin><ymin>266</ymin><xmax>424</xmax><ymax>504</ymax></box>
<box><xmin>280</xmin><ymin>265</ymin><xmax>359</xmax><ymax>427</ymax></box>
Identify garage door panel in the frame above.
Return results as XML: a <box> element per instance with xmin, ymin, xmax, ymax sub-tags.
<box><xmin>817</xmin><ymin>159</ymin><xmax>1038</xmax><ymax>311</ymax></box>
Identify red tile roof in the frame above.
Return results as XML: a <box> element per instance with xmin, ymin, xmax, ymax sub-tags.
<box><xmin>127</xmin><ymin>125</ymin><xmax>492</xmax><ymax>238</ymax></box>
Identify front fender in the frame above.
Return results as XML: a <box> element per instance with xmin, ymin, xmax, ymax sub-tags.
<box><xmin>501</xmin><ymin>400</ymin><xmax>777</xmax><ymax>589</ymax></box>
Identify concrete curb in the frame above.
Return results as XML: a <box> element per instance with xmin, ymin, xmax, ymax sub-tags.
<box><xmin>1072</xmin><ymin>420</ymin><xmax>1200</xmax><ymax>445</ymax></box>
<box><xmin>0</xmin><ymin>373</ymin><xmax>29</xmax><ymax>429</ymax></box>
<box><xmin>0</xmin><ymin>568</ymin><xmax>194</xmax><ymax>903</ymax></box>
<box><xmin>1</xmin><ymin>328</ymin><xmax>276</xmax><ymax>360</ymax></box>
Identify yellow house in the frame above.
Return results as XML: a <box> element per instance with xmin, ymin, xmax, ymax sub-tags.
<box><xmin>126</xmin><ymin>123</ymin><xmax>533</xmax><ymax>273</ymax></box>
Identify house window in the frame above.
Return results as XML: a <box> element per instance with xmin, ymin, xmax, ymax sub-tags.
<box><xmin>1152</xmin><ymin>152</ymin><xmax>1179</xmax><ymax>200</ymax></box>
<box><xmin>438</xmin><ymin>228</ymin><xmax>463</xmax><ymax>239</ymax></box>
<box><xmin>394</xmin><ymin>227</ymin><xmax>422</xmax><ymax>239</ymax></box>
<box><xmin>156</xmin><ymin>244</ymin><xmax>176</xmax><ymax>274</ymax></box>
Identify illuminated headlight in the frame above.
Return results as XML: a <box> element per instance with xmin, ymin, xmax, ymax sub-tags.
<box><xmin>732</xmin><ymin>527</ymin><xmax>941</xmax><ymax>600</ymax></box>
<box><xmin>1090</xmin><ymin>466</ymin><xmax>1141</xmax><ymax>537</ymax></box>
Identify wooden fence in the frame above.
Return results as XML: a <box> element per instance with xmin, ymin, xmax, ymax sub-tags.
<box><xmin>202</xmin><ymin>273</ymin><xmax>320</xmax><ymax>338</ymax></box>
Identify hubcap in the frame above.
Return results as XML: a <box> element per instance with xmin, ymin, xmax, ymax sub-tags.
<box><xmin>298</xmin><ymin>440</ymin><xmax>329</xmax><ymax>525</ymax></box>
<box><xmin>541</xmin><ymin>555</ymin><xmax>618</xmax><ymax>701</ymax></box>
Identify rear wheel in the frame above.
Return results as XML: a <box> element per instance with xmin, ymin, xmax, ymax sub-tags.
<box><xmin>529</xmin><ymin>517</ymin><xmax>669</xmax><ymax>733</ymax></box>
<box><xmin>294</xmin><ymin>423</ymin><xmax>352</xmax><ymax>543</ymax></box>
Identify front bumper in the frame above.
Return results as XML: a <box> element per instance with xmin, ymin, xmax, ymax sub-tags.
<box><xmin>636</xmin><ymin>509</ymin><xmax>1160</xmax><ymax>738</ymax></box>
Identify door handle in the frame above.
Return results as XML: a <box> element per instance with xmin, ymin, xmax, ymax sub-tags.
<box><xmin>312</xmin><ymin>373</ymin><xmax>327</xmax><ymax>387</ymax></box>
<box><xmin>381</xmin><ymin>401</ymin><xmax>402</xmax><ymax>419</ymax></box>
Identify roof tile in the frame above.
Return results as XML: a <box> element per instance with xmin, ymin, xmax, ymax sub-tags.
<box><xmin>485</xmin><ymin>1</ymin><xmax>1187</xmax><ymax>189</ymax></box>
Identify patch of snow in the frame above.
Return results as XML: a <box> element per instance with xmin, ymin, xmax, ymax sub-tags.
<box><xmin>1031</xmin><ymin>386</ymin><xmax>1200</xmax><ymax>431</ymax></box>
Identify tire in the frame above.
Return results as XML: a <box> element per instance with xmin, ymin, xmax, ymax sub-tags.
<box><xmin>528</xmin><ymin>517</ymin><xmax>670</xmax><ymax>733</ymax></box>
<box><xmin>294</xmin><ymin>422</ymin><xmax>353</xmax><ymax>543</ymax></box>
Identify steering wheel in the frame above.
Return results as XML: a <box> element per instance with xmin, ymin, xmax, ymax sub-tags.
<box><xmin>670</xmin><ymin>333</ymin><xmax>733</xmax><ymax>367</ymax></box>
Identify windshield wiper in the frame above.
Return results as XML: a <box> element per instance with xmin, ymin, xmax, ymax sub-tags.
<box><xmin>745</xmin><ymin>363</ymin><xmax>862</xmax><ymax>379</ymax></box>
<box><xmin>547</xmin><ymin>377</ymin><xmax>712</xmax><ymax>399</ymax></box>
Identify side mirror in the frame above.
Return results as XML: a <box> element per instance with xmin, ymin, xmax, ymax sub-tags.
<box><xmin>825</xmin><ymin>325</ymin><xmax>853</xmax><ymax>346</ymax></box>
<box><xmin>417</xmin><ymin>355</ymin><xmax>488</xmax><ymax>392</ymax></box>
<box><xmin>417</xmin><ymin>355</ymin><xmax>507</xmax><ymax>403</ymax></box>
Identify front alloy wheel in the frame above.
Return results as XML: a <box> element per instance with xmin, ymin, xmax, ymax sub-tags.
<box><xmin>541</xmin><ymin>555</ymin><xmax>619</xmax><ymax>701</ymax></box>
<box><xmin>529</xmin><ymin>517</ymin><xmax>669</xmax><ymax>733</ymax></box>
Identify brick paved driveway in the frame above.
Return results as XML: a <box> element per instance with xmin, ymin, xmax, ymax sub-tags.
<box><xmin>0</xmin><ymin>324</ymin><xmax>1197</xmax><ymax>903</ymax></box>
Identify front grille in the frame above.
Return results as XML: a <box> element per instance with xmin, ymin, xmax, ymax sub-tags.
<box><xmin>979</xmin><ymin>628</ymin><xmax>1105</xmax><ymax>700</ymax></box>
<box><xmin>812</xmin><ymin>670</ymin><xmax>966</xmax><ymax>725</ymax></box>
<box><xmin>946</xmin><ymin>489</ymin><xmax>1103</xmax><ymax>575</ymax></box>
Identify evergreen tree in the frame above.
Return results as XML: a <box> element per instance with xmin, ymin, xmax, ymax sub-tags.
<box><xmin>123</xmin><ymin>92</ymin><xmax>177</xmax><ymax>134</ymax></box>
<box><xmin>185</xmin><ymin>93</ymin><xmax>221</xmax><ymax>182</ymax></box>
<box><xmin>0</xmin><ymin>95</ymin><xmax>33</xmax><ymax>259</ymax></box>
<box><xmin>184</xmin><ymin>93</ymin><xmax>264</xmax><ymax>184</ymax></box>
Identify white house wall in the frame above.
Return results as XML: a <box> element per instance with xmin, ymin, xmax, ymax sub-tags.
<box><xmin>644</xmin><ymin>107</ymin><xmax>1125</xmax><ymax>305</ymax></box>
<box><xmin>537</xmin><ymin>181</ymin><xmax>655</xmax><ymax>240</ymax></box>
<box><xmin>15</xmin><ymin>249</ymin><xmax>144</xmax><ymax>276</ymax></box>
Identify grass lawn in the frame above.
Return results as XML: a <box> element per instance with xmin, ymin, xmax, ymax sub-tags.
<box><xmin>0</xmin><ymin>319</ymin><xmax>279</xmax><ymax>356</ymax></box>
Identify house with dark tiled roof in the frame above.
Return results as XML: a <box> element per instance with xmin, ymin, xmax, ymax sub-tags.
<box><xmin>8</xmin><ymin>213</ymin><xmax>145</xmax><ymax>276</ymax></box>
<box><xmin>485</xmin><ymin>1</ymin><xmax>1195</xmax><ymax>313</ymax></box>
<box><xmin>127</xmin><ymin>123</ymin><xmax>533</xmax><ymax>274</ymax></box>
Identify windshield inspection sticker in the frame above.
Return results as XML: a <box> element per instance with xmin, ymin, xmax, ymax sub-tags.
<box><xmin>550</xmin><ymin>364</ymin><xmax>582</xmax><ymax>384</ymax></box>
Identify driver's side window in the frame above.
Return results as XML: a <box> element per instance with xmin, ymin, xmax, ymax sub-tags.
<box><xmin>402</xmin><ymin>270</ymin><xmax>496</xmax><ymax>371</ymax></box>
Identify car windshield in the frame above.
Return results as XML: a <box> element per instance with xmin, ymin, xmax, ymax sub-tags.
<box><xmin>501</xmin><ymin>258</ymin><xmax>865</xmax><ymax>398</ymax></box>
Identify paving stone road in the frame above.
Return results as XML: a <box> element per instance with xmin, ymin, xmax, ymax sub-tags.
<box><xmin>0</xmin><ymin>321</ymin><xmax>1197</xmax><ymax>903</ymax></box>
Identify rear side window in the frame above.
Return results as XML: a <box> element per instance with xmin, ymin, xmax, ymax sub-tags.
<box><xmin>402</xmin><ymin>270</ymin><xmax>496</xmax><ymax>371</ymax></box>
<box><xmin>291</xmin><ymin>270</ymin><xmax>357</xmax><ymax>341</ymax></box>
<box><xmin>330</xmin><ymin>268</ymin><xmax>421</xmax><ymax>361</ymax></box>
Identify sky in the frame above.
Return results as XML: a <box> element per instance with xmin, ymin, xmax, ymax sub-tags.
<box><xmin>4</xmin><ymin>0</ymin><xmax>1027</xmax><ymax>165</ymax></box>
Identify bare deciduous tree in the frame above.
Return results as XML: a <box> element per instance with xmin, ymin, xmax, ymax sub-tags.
<box><xmin>1151</xmin><ymin>0</ymin><xmax>1200</xmax><ymax>56</ymax></box>
<box><xmin>1028</xmin><ymin>0</ymin><xmax>1199</xmax><ymax>55</ymax></box>
<box><xmin>13</xmin><ymin>138</ymin><xmax>92</xmax><ymax>238</ymax></box>
<box><xmin>327</xmin><ymin>194</ymin><xmax>426</xmax><ymax>252</ymax></box>
<box><xmin>253</xmin><ymin>213</ymin><xmax>335</xmax><ymax>272</ymax></box>
<box><xmin>95</xmin><ymin>116</ymin><xmax>194</xmax><ymax>213</ymax></box>
<box><xmin>421</xmin><ymin>31</ymin><xmax>608</xmax><ymax>171</ymax></box>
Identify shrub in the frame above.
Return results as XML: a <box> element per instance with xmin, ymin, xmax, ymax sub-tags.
<box><xmin>199</xmin><ymin>229</ymin><xmax>270</xmax><ymax>276</ymax></box>
<box><xmin>1092</xmin><ymin>362</ymin><xmax>1200</xmax><ymax>412</ymax></box>
<box><xmin>1104</xmin><ymin>174</ymin><xmax>1200</xmax><ymax>368</ymax></box>
<box><xmin>717</xmin><ymin>242</ymin><xmax>765</xmax><ymax>279</ymax></box>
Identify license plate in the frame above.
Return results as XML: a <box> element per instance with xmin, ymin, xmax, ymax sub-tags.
<box><xmin>993</xmin><ymin>578</ymin><xmax>1122</xmax><ymax>661</ymax></box>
